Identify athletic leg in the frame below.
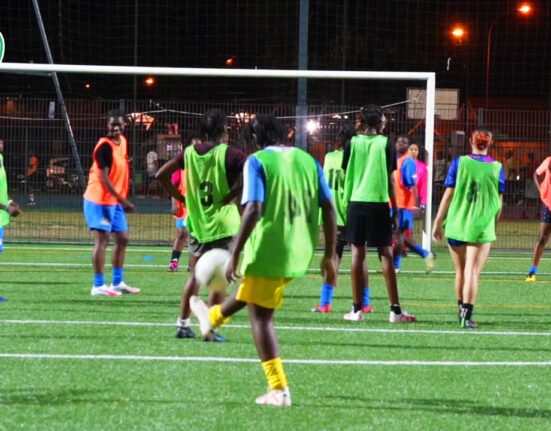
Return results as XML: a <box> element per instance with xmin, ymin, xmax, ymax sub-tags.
<box><xmin>448</xmin><ymin>243</ymin><xmax>466</xmax><ymax>319</ymax></box>
<box><xmin>461</xmin><ymin>242</ymin><xmax>492</xmax><ymax>327</ymax></box>
<box><xmin>526</xmin><ymin>222</ymin><xmax>551</xmax><ymax>281</ymax></box>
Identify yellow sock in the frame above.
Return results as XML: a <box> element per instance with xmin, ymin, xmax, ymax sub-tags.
<box><xmin>208</xmin><ymin>304</ymin><xmax>230</xmax><ymax>327</ymax></box>
<box><xmin>261</xmin><ymin>357</ymin><xmax>288</xmax><ymax>391</ymax></box>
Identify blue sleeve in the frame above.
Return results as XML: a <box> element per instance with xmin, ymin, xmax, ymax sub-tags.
<box><xmin>401</xmin><ymin>158</ymin><xmax>418</xmax><ymax>188</ymax></box>
<box><xmin>444</xmin><ymin>157</ymin><xmax>460</xmax><ymax>188</ymax></box>
<box><xmin>241</xmin><ymin>155</ymin><xmax>266</xmax><ymax>205</ymax></box>
<box><xmin>499</xmin><ymin>166</ymin><xmax>506</xmax><ymax>194</ymax></box>
<box><xmin>316</xmin><ymin>161</ymin><xmax>333</xmax><ymax>205</ymax></box>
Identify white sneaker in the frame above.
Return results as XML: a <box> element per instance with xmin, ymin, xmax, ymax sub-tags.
<box><xmin>389</xmin><ymin>310</ymin><xmax>417</xmax><ymax>323</ymax></box>
<box><xmin>189</xmin><ymin>295</ymin><xmax>213</xmax><ymax>338</ymax></box>
<box><xmin>424</xmin><ymin>253</ymin><xmax>435</xmax><ymax>272</ymax></box>
<box><xmin>255</xmin><ymin>387</ymin><xmax>292</xmax><ymax>407</ymax></box>
<box><xmin>110</xmin><ymin>281</ymin><xmax>141</xmax><ymax>294</ymax></box>
<box><xmin>91</xmin><ymin>285</ymin><xmax>122</xmax><ymax>297</ymax></box>
<box><xmin>343</xmin><ymin>309</ymin><xmax>364</xmax><ymax>322</ymax></box>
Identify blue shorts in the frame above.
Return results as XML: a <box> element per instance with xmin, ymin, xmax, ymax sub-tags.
<box><xmin>83</xmin><ymin>199</ymin><xmax>128</xmax><ymax>233</ymax></box>
<box><xmin>541</xmin><ymin>203</ymin><xmax>551</xmax><ymax>224</ymax></box>
<box><xmin>393</xmin><ymin>208</ymin><xmax>414</xmax><ymax>230</ymax></box>
<box><xmin>448</xmin><ymin>238</ymin><xmax>467</xmax><ymax>247</ymax></box>
<box><xmin>175</xmin><ymin>218</ymin><xmax>187</xmax><ymax>230</ymax></box>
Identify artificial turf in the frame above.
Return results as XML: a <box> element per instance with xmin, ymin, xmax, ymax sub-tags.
<box><xmin>0</xmin><ymin>244</ymin><xmax>550</xmax><ymax>430</ymax></box>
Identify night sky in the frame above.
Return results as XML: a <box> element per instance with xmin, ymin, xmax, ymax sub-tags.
<box><xmin>0</xmin><ymin>0</ymin><xmax>549</xmax><ymax>106</ymax></box>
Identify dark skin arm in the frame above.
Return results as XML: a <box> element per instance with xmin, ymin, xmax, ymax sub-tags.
<box><xmin>156</xmin><ymin>157</ymin><xmax>185</xmax><ymax>204</ymax></box>
<box><xmin>320</xmin><ymin>198</ymin><xmax>337</xmax><ymax>285</ymax></box>
<box><xmin>226</xmin><ymin>201</ymin><xmax>263</xmax><ymax>282</ymax></box>
<box><xmin>100</xmin><ymin>167</ymin><xmax>134</xmax><ymax>212</ymax></box>
<box><xmin>389</xmin><ymin>174</ymin><xmax>399</xmax><ymax>231</ymax></box>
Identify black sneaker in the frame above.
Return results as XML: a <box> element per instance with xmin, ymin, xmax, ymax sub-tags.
<box><xmin>176</xmin><ymin>326</ymin><xmax>196</xmax><ymax>339</ymax></box>
<box><xmin>461</xmin><ymin>318</ymin><xmax>479</xmax><ymax>329</ymax></box>
<box><xmin>203</xmin><ymin>330</ymin><xmax>226</xmax><ymax>342</ymax></box>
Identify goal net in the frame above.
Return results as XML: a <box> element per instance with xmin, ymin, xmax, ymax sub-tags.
<box><xmin>0</xmin><ymin>63</ymin><xmax>436</xmax><ymax>249</ymax></box>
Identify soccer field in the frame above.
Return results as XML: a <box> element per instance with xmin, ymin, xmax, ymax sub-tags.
<box><xmin>1</xmin><ymin>244</ymin><xmax>550</xmax><ymax>430</ymax></box>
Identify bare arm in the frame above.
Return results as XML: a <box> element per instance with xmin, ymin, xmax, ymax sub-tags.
<box><xmin>156</xmin><ymin>157</ymin><xmax>185</xmax><ymax>204</ymax></box>
<box><xmin>100</xmin><ymin>168</ymin><xmax>134</xmax><ymax>212</ymax></box>
<box><xmin>389</xmin><ymin>174</ymin><xmax>399</xmax><ymax>231</ymax></box>
<box><xmin>533</xmin><ymin>171</ymin><xmax>544</xmax><ymax>193</ymax></box>
<box><xmin>432</xmin><ymin>187</ymin><xmax>455</xmax><ymax>241</ymax></box>
<box><xmin>495</xmin><ymin>194</ymin><xmax>504</xmax><ymax>226</ymax></box>
<box><xmin>225</xmin><ymin>201</ymin><xmax>263</xmax><ymax>282</ymax></box>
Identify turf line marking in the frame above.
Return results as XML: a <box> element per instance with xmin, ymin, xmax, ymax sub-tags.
<box><xmin>0</xmin><ymin>261</ymin><xmax>537</xmax><ymax>276</ymax></box>
<box><xmin>5</xmin><ymin>245</ymin><xmax>547</xmax><ymax>260</ymax></box>
<box><xmin>0</xmin><ymin>353</ymin><xmax>549</xmax><ymax>366</ymax></box>
<box><xmin>2</xmin><ymin>319</ymin><xmax>550</xmax><ymax>337</ymax></box>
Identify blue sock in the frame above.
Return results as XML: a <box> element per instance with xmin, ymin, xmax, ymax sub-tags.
<box><xmin>393</xmin><ymin>254</ymin><xmax>401</xmax><ymax>270</ymax></box>
<box><xmin>0</xmin><ymin>226</ymin><xmax>4</xmax><ymax>252</ymax></box>
<box><xmin>362</xmin><ymin>287</ymin><xmax>371</xmax><ymax>307</ymax></box>
<box><xmin>320</xmin><ymin>283</ymin><xmax>335</xmax><ymax>306</ymax></box>
<box><xmin>410</xmin><ymin>243</ymin><xmax>429</xmax><ymax>258</ymax></box>
<box><xmin>529</xmin><ymin>265</ymin><xmax>538</xmax><ymax>274</ymax></box>
<box><xmin>93</xmin><ymin>273</ymin><xmax>105</xmax><ymax>287</ymax></box>
<box><xmin>112</xmin><ymin>267</ymin><xmax>124</xmax><ymax>286</ymax></box>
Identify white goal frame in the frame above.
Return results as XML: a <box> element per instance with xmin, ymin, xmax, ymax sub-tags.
<box><xmin>0</xmin><ymin>63</ymin><xmax>436</xmax><ymax>251</ymax></box>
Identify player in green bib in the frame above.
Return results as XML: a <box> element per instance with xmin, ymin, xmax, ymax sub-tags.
<box><xmin>0</xmin><ymin>139</ymin><xmax>22</xmax><ymax>302</ymax></box>
<box><xmin>157</xmin><ymin>109</ymin><xmax>246</xmax><ymax>341</ymax></box>
<box><xmin>312</xmin><ymin>124</ymin><xmax>373</xmax><ymax>313</ymax></box>
<box><xmin>433</xmin><ymin>129</ymin><xmax>505</xmax><ymax>328</ymax></box>
<box><xmin>342</xmin><ymin>105</ymin><xmax>416</xmax><ymax>323</ymax></box>
<box><xmin>190</xmin><ymin>114</ymin><xmax>336</xmax><ymax>407</ymax></box>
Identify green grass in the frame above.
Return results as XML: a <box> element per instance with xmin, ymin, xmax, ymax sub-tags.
<box><xmin>1</xmin><ymin>244</ymin><xmax>550</xmax><ymax>430</ymax></box>
<box><xmin>4</xmin><ymin>208</ymin><xmax>545</xmax><ymax>249</ymax></box>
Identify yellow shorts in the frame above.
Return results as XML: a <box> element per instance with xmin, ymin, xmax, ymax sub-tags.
<box><xmin>236</xmin><ymin>276</ymin><xmax>293</xmax><ymax>309</ymax></box>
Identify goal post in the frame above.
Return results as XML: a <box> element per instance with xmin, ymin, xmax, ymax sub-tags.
<box><xmin>0</xmin><ymin>63</ymin><xmax>436</xmax><ymax>251</ymax></box>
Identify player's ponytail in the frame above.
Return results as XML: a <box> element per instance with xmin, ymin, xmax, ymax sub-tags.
<box><xmin>246</xmin><ymin>114</ymin><xmax>287</xmax><ymax>148</ymax></box>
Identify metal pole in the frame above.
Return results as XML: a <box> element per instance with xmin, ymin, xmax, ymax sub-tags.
<box><xmin>31</xmin><ymin>0</ymin><xmax>86</xmax><ymax>190</ymax></box>
<box><xmin>295</xmin><ymin>0</ymin><xmax>309</xmax><ymax>150</ymax></box>
<box><xmin>131</xmin><ymin>0</ymin><xmax>138</xmax><ymax>197</ymax></box>
<box><xmin>485</xmin><ymin>13</ymin><xmax>507</xmax><ymax>110</ymax></box>
<box><xmin>422</xmin><ymin>74</ymin><xmax>436</xmax><ymax>252</ymax></box>
<box><xmin>340</xmin><ymin>0</ymin><xmax>348</xmax><ymax>106</ymax></box>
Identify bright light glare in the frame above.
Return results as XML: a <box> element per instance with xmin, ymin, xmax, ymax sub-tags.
<box><xmin>306</xmin><ymin>120</ymin><xmax>319</xmax><ymax>134</ymax></box>
<box><xmin>451</xmin><ymin>26</ymin><xmax>465</xmax><ymax>39</ymax></box>
<box><xmin>517</xmin><ymin>2</ymin><xmax>533</xmax><ymax>15</ymax></box>
<box><xmin>144</xmin><ymin>76</ymin><xmax>156</xmax><ymax>87</ymax></box>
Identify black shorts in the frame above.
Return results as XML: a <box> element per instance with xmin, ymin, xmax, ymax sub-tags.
<box><xmin>346</xmin><ymin>202</ymin><xmax>393</xmax><ymax>247</ymax></box>
<box><xmin>541</xmin><ymin>203</ymin><xmax>551</xmax><ymax>224</ymax></box>
<box><xmin>336</xmin><ymin>226</ymin><xmax>347</xmax><ymax>259</ymax></box>
<box><xmin>188</xmin><ymin>235</ymin><xmax>234</xmax><ymax>258</ymax></box>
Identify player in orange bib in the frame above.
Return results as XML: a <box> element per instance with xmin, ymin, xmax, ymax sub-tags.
<box><xmin>83</xmin><ymin>110</ymin><xmax>141</xmax><ymax>296</ymax></box>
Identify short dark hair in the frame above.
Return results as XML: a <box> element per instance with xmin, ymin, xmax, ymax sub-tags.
<box><xmin>199</xmin><ymin>109</ymin><xmax>227</xmax><ymax>142</ymax></box>
<box><xmin>337</xmin><ymin>123</ymin><xmax>356</xmax><ymax>148</ymax></box>
<box><xmin>245</xmin><ymin>114</ymin><xmax>287</xmax><ymax>148</ymax></box>
<box><xmin>359</xmin><ymin>105</ymin><xmax>384</xmax><ymax>128</ymax></box>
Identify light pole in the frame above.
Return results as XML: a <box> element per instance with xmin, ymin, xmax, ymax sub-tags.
<box><xmin>485</xmin><ymin>2</ymin><xmax>533</xmax><ymax>109</ymax></box>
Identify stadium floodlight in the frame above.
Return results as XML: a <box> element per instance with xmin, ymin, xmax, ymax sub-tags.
<box><xmin>0</xmin><ymin>62</ymin><xmax>436</xmax><ymax>250</ymax></box>
<box><xmin>306</xmin><ymin>119</ymin><xmax>319</xmax><ymax>134</ymax></box>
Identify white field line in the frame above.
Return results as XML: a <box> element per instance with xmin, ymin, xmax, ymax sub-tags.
<box><xmin>2</xmin><ymin>319</ymin><xmax>551</xmax><ymax>337</ymax></box>
<box><xmin>0</xmin><ymin>261</ymin><xmax>534</xmax><ymax>275</ymax></box>
<box><xmin>5</xmin><ymin>245</ymin><xmax>544</xmax><ymax>260</ymax></box>
<box><xmin>0</xmin><ymin>353</ymin><xmax>549</xmax><ymax>366</ymax></box>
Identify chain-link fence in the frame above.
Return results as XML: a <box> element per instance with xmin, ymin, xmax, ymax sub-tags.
<box><xmin>1</xmin><ymin>97</ymin><xmax>550</xmax><ymax>248</ymax></box>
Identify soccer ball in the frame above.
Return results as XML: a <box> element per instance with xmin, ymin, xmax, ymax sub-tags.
<box><xmin>194</xmin><ymin>248</ymin><xmax>232</xmax><ymax>292</ymax></box>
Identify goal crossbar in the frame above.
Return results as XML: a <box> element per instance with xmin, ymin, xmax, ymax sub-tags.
<box><xmin>0</xmin><ymin>63</ymin><xmax>436</xmax><ymax>251</ymax></box>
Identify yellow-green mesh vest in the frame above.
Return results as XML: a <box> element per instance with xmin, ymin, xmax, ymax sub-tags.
<box><xmin>241</xmin><ymin>148</ymin><xmax>320</xmax><ymax>278</ymax></box>
<box><xmin>184</xmin><ymin>144</ymin><xmax>240</xmax><ymax>243</ymax></box>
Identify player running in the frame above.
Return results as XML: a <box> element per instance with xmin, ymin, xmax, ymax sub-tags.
<box><xmin>0</xmin><ymin>138</ymin><xmax>22</xmax><ymax>302</ymax></box>
<box><xmin>312</xmin><ymin>124</ymin><xmax>372</xmax><ymax>313</ymax></box>
<box><xmin>525</xmin><ymin>154</ymin><xmax>551</xmax><ymax>282</ymax></box>
<box><xmin>156</xmin><ymin>109</ymin><xmax>246</xmax><ymax>341</ymax></box>
<box><xmin>168</xmin><ymin>166</ymin><xmax>188</xmax><ymax>272</ymax></box>
<box><xmin>393</xmin><ymin>136</ymin><xmax>434</xmax><ymax>272</ymax></box>
<box><xmin>342</xmin><ymin>105</ymin><xmax>416</xmax><ymax>323</ymax></box>
<box><xmin>190</xmin><ymin>114</ymin><xmax>336</xmax><ymax>407</ymax></box>
<box><xmin>83</xmin><ymin>110</ymin><xmax>141</xmax><ymax>297</ymax></box>
<box><xmin>433</xmin><ymin>129</ymin><xmax>504</xmax><ymax>328</ymax></box>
